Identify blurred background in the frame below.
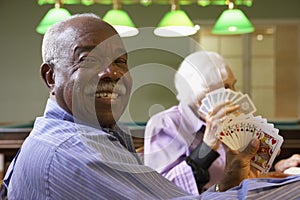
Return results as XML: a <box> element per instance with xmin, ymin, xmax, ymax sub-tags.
<box><xmin>0</xmin><ymin>0</ymin><xmax>299</xmax><ymax>124</ymax></box>
<box><xmin>0</xmin><ymin>0</ymin><xmax>299</xmax><ymax>179</ymax></box>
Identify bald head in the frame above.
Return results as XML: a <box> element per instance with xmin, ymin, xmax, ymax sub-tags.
<box><xmin>220</xmin><ymin>64</ymin><xmax>236</xmax><ymax>90</ymax></box>
<box><xmin>175</xmin><ymin>51</ymin><xmax>236</xmax><ymax>105</ymax></box>
<box><xmin>42</xmin><ymin>13</ymin><xmax>118</xmax><ymax>66</ymax></box>
<box><xmin>40</xmin><ymin>13</ymin><xmax>130</xmax><ymax>128</ymax></box>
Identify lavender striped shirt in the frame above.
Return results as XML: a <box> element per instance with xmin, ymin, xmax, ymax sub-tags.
<box><xmin>144</xmin><ymin>103</ymin><xmax>226</xmax><ymax>195</ymax></box>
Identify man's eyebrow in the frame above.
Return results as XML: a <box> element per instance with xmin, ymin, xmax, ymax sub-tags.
<box><xmin>74</xmin><ymin>46</ymin><xmax>96</xmax><ymax>55</ymax></box>
<box><xmin>74</xmin><ymin>45</ymin><xmax>127</xmax><ymax>58</ymax></box>
<box><xmin>116</xmin><ymin>48</ymin><xmax>128</xmax><ymax>57</ymax></box>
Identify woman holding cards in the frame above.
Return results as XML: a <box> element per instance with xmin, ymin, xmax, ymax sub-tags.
<box><xmin>144</xmin><ymin>51</ymin><xmax>238</xmax><ymax>194</ymax></box>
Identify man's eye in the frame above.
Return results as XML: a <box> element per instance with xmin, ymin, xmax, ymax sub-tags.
<box><xmin>80</xmin><ymin>57</ymin><xmax>98</xmax><ymax>63</ymax></box>
<box><xmin>115</xmin><ymin>58</ymin><xmax>127</xmax><ymax>64</ymax></box>
<box><xmin>78</xmin><ymin>57</ymin><xmax>101</xmax><ymax>68</ymax></box>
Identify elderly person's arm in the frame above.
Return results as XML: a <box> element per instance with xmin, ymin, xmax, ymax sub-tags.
<box><xmin>275</xmin><ymin>154</ymin><xmax>300</xmax><ymax>173</ymax></box>
<box><xmin>186</xmin><ymin>101</ymin><xmax>241</xmax><ymax>192</ymax></box>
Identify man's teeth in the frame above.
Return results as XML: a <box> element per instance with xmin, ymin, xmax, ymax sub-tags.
<box><xmin>95</xmin><ymin>92</ymin><xmax>118</xmax><ymax>98</ymax></box>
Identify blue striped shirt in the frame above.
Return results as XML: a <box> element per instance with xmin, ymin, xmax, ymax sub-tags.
<box><xmin>4</xmin><ymin>99</ymin><xmax>300</xmax><ymax>199</ymax></box>
<box><xmin>5</xmin><ymin>99</ymin><xmax>191</xmax><ymax>199</ymax></box>
<box><xmin>203</xmin><ymin>175</ymin><xmax>300</xmax><ymax>200</ymax></box>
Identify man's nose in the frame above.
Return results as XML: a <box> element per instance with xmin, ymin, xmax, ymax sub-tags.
<box><xmin>97</xmin><ymin>63</ymin><xmax>121</xmax><ymax>80</ymax></box>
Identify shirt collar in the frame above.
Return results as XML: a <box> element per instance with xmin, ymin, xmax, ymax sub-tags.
<box><xmin>44</xmin><ymin>98</ymin><xmax>74</xmax><ymax>122</ymax></box>
<box><xmin>178</xmin><ymin>102</ymin><xmax>205</xmax><ymax>133</ymax></box>
<box><xmin>43</xmin><ymin>98</ymin><xmax>139</xmax><ymax>161</ymax></box>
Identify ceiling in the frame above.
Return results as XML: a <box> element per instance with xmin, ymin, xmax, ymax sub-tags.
<box><xmin>38</xmin><ymin>0</ymin><xmax>253</xmax><ymax>6</ymax></box>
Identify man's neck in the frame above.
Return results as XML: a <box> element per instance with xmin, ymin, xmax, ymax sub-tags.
<box><xmin>189</xmin><ymin>103</ymin><xmax>206</xmax><ymax>122</ymax></box>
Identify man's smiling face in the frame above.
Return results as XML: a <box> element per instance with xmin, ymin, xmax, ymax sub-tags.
<box><xmin>52</xmin><ymin>17</ymin><xmax>132</xmax><ymax>128</ymax></box>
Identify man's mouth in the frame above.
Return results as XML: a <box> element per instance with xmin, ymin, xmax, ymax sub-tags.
<box><xmin>85</xmin><ymin>81</ymin><xmax>126</xmax><ymax>100</ymax></box>
<box><xmin>95</xmin><ymin>92</ymin><xmax>119</xmax><ymax>99</ymax></box>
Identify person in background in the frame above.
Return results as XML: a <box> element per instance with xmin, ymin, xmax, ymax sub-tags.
<box><xmin>2</xmin><ymin>13</ymin><xmax>300</xmax><ymax>200</ymax></box>
<box><xmin>144</xmin><ymin>51</ymin><xmax>237</xmax><ymax>194</ymax></box>
<box><xmin>275</xmin><ymin>154</ymin><xmax>300</xmax><ymax>174</ymax></box>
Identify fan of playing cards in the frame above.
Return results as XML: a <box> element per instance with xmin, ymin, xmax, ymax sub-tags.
<box><xmin>199</xmin><ymin>88</ymin><xmax>284</xmax><ymax>173</ymax></box>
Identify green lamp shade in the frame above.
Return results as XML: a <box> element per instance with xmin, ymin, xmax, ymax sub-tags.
<box><xmin>81</xmin><ymin>0</ymin><xmax>94</xmax><ymax>6</ymax></box>
<box><xmin>38</xmin><ymin>0</ymin><xmax>55</xmax><ymax>5</ymax></box>
<box><xmin>38</xmin><ymin>0</ymin><xmax>80</xmax><ymax>5</ymax></box>
<box><xmin>103</xmin><ymin>10</ymin><xmax>139</xmax><ymax>37</ymax></box>
<box><xmin>36</xmin><ymin>7</ymin><xmax>72</xmax><ymax>34</ymax></box>
<box><xmin>212</xmin><ymin>9</ymin><xmax>254</xmax><ymax>35</ymax></box>
<box><xmin>154</xmin><ymin>10</ymin><xmax>197</xmax><ymax>37</ymax></box>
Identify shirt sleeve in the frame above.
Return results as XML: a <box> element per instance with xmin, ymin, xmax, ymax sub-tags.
<box><xmin>47</xmin><ymin>135</ymin><xmax>195</xmax><ymax>200</ymax></box>
<box><xmin>162</xmin><ymin>159</ymin><xmax>200</xmax><ymax>195</ymax></box>
<box><xmin>185</xmin><ymin>142</ymin><xmax>220</xmax><ymax>193</ymax></box>
<box><xmin>144</xmin><ymin>110</ymin><xmax>191</xmax><ymax>173</ymax></box>
<box><xmin>200</xmin><ymin>175</ymin><xmax>300</xmax><ymax>199</ymax></box>
<box><xmin>144</xmin><ymin>108</ymin><xmax>200</xmax><ymax>195</ymax></box>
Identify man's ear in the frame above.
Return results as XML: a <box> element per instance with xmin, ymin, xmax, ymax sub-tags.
<box><xmin>40</xmin><ymin>63</ymin><xmax>55</xmax><ymax>90</ymax></box>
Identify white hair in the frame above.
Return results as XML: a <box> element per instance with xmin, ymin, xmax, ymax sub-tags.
<box><xmin>174</xmin><ymin>51</ymin><xmax>227</xmax><ymax>105</ymax></box>
<box><xmin>41</xmin><ymin>13</ymin><xmax>101</xmax><ymax>65</ymax></box>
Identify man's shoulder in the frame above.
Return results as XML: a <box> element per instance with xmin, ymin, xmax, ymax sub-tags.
<box><xmin>30</xmin><ymin>117</ymin><xmax>107</xmax><ymax>148</ymax></box>
<box><xmin>148</xmin><ymin>105</ymin><xmax>180</xmax><ymax>122</ymax></box>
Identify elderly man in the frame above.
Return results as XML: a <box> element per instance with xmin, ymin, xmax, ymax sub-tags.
<box><xmin>3</xmin><ymin>13</ymin><xmax>300</xmax><ymax>200</ymax></box>
<box><xmin>144</xmin><ymin>51</ymin><xmax>237</xmax><ymax>194</ymax></box>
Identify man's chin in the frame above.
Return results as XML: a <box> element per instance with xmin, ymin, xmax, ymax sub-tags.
<box><xmin>93</xmin><ymin>97</ymin><xmax>128</xmax><ymax>128</ymax></box>
<box><xmin>95</xmin><ymin>112</ymin><xmax>121</xmax><ymax>128</ymax></box>
<box><xmin>97</xmin><ymin>119</ymin><xmax>117</xmax><ymax>129</ymax></box>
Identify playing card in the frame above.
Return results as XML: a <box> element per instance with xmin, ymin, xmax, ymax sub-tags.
<box><xmin>225</xmin><ymin>89</ymin><xmax>237</xmax><ymax>102</ymax></box>
<box><xmin>202</xmin><ymin>97</ymin><xmax>212</xmax><ymax>112</ymax></box>
<box><xmin>226</xmin><ymin>113</ymin><xmax>253</xmax><ymax>128</ymax></box>
<box><xmin>231</xmin><ymin>91</ymin><xmax>243</xmax><ymax>104</ymax></box>
<box><xmin>244</xmin><ymin>123</ymin><xmax>258</xmax><ymax>151</ymax></box>
<box><xmin>216</xmin><ymin>88</ymin><xmax>226</xmax><ymax>105</ymax></box>
<box><xmin>207</xmin><ymin>88</ymin><xmax>226</xmax><ymax>108</ymax></box>
<box><xmin>199</xmin><ymin>103</ymin><xmax>209</xmax><ymax>115</ymax></box>
<box><xmin>218</xmin><ymin>91</ymin><xmax>227</xmax><ymax>105</ymax></box>
<box><xmin>215</xmin><ymin>110</ymin><xmax>283</xmax><ymax>173</ymax></box>
<box><xmin>222</xmin><ymin>113</ymin><xmax>236</xmax><ymax>126</ymax></box>
<box><xmin>217</xmin><ymin>126</ymin><xmax>239</xmax><ymax>150</ymax></box>
<box><xmin>230</xmin><ymin>123</ymin><xmax>246</xmax><ymax>151</ymax></box>
<box><xmin>234</xmin><ymin>94</ymin><xmax>257</xmax><ymax>115</ymax></box>
<box><xmin>250</xmin><ymin>125</ymin><xmax>283</xmax><ymax>173</ymax></box>
<box><xmin>204</xmin><ymin>89</ymin><xmax>283</xmax><ymax>173</ymax></box>
<box><xmin>251</xmin><ymin>116</ymin><xmax>277</xmax><ymax>135</ymax></box>
<box><xmin>234</xmin><ymin>121</ymin><xmax>253</xmax><ymax>151</ymax></box>
<box><xmin>220</xmin><ymin>114</ymin><xmax>255</xmax><ymax>151</ymax></box>
<box><xmin>207</xmin><ymin>93</ymin><xmax>218</xmax><ymax>108</ymax></box>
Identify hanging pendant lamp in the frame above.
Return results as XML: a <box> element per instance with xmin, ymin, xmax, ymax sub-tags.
<box><xmin>102</xmin><ymin>0</ymin><xmax>139</xmax><ymax>37</ymax></box>
<box><xmin>36</xmin><ymin>1</ymin><xmax>72</xmax><ymax>34</ymax></box>
<box><xmin>154</xmin><ymin>0</ymin><xmax>198</xmax><ymax>37</ymax></box>
<box><xmin>212</xmin><ymin>1</ymin><xmax>254</xmax><ymax>35</ymax></box>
